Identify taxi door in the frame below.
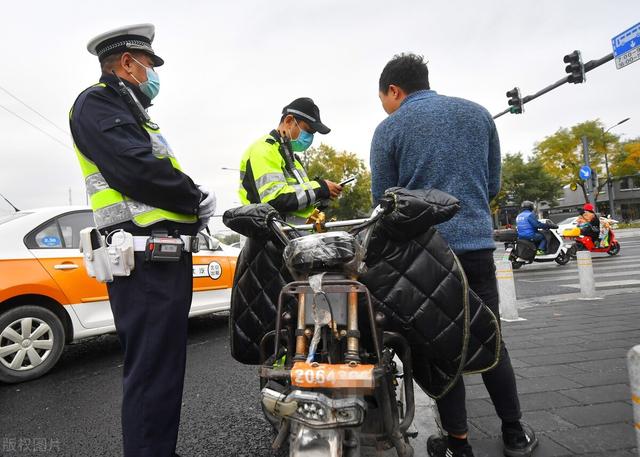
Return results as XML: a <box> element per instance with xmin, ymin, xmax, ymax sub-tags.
<box><xmin>27</xmin><ymin>211</ymin><xmax>112</xmax><ymax>329</ymax></box>
<box><xmin>190</xmin><ymin>233</ymin><xmax>236</xmax><ymax>314</ymax></box>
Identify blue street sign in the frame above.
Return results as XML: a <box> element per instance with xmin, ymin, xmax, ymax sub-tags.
<box><xmin>612</xmin><ymin>23</ymin><xmax>640</xmax><ymax>56</ymax></box>
<box><xmin>612</xmin><ymin>22</ymin><xmax>640</xmax><ymax>69</ymax></box>
<box><xmin>579</xmin><ymin>165</ymin><xmax>592</xmax><ymax>180</ymax></box>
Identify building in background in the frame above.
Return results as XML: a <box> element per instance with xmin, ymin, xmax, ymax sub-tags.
<box><xmin>546</xmin><ymin>174</ymin><xmax>640</xmax><ymax>222</ymax></box>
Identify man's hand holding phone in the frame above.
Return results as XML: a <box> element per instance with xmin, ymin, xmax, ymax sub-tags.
<box><xmin>324</xmin><ymin>180</ymin><xmax>343</xmax><ymax>199</ymax></box>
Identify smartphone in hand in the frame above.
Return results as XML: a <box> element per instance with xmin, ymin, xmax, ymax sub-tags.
<box><xmin>339</xmin><ymin>176</ymin><xmax>356</xmax><ymax>187</ymax></box>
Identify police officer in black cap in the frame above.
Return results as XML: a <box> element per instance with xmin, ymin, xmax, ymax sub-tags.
<box><xmin>69</xmin><ymin>23</ymin><xmax>215</xmax><ymax>457</ymax></box>
<box><xmin>238</xmin><ymin>97</ymin><xmax>342</xmax><ymax>220</ymax></box>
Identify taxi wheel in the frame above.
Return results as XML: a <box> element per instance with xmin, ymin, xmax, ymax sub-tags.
<box><xmin>0</xmin><ymin>306</ymin><xmax>65</xmax><ymax>384</ymax></box>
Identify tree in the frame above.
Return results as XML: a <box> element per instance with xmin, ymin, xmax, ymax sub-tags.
<box><xmin>304</xmin><ymin>144</ymin><xmax>372</xmax><ymax>219</ymax></box>
<box><xmin>610</xmin><ymin>139</ymin><xmax>640</xmax><ymax>177</ymax></box>
<box><xmin>492</xmin><ymin>153</ymin><xmax>562</xmax><ymax>211</ymax></box>
<box><xmin>533</xmin><ymin>120</ymin><xmax>622</xmax><ymax>204</ymax></box>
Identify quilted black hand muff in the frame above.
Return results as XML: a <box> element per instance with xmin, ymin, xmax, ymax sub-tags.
<box><xmin>360</xmin><ymin>227</ymin><xmax>500</xmax><ymax>399</ymax></box>
<box><xmin>379</xmin><ymin>187</ymin><xmax>460</xmax><ymax>241</ymax></box>
<box><xmin>223</xmin><ymin>204</ymin><xmax>279</xmax><ymax>240</ymax></box>
<box><xmin>229</xmin><ymin>237</ymin><xmax>294</xmax><ymax>364</ymax></box>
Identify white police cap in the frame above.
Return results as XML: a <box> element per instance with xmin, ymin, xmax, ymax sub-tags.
<box><xmin>87</xmin><ymin>23</ymin><xmax>164</xmax><ymax>66</ymax></box>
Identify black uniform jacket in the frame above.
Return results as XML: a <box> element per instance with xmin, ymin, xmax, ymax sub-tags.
<box><xmin>69</xmin><ymin>74</ymin><xmax>201</xmax><ymax>235</ymax></box>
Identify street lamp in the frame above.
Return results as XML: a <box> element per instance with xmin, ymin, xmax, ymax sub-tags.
<box><xmin>602</xmin><ymin>117</ymin><xmax>630</xmax><ymax>220</ymax></box>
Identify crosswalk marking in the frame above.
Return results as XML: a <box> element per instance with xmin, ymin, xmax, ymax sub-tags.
<box><xmin>515</xmin><ymin>261</ymin><xmax>640</xmax><ymax>278</ymax></box>
<box><xmin>520</xmin><ymin>270</ymin><xmax>640</xmax><ymax>283</ymax></box>
<box><xmin>509</xmin><ymin>257</ymin><xmax>640</xmax><ymax>276</ymax></box>
<box><xmin>561</xmin><ymin>279</ymin><xmax>640</xmax><ymax>289</ymax></box>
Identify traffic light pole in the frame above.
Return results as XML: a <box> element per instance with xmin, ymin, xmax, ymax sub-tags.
<box><xmin>582</xmin><ymin>136</ymin><xmax>597</xmax><ymax>208</ymax></box>
<box><xmin>493</xmin><ymin>52</ymin><xmax>614</xmax><ymax>119</ymax></box>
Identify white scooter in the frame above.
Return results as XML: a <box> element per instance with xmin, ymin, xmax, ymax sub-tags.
<box><xmin>498</xmin><ymin>220</ymin><xmax>576</xmax><ymax>269</ymax></box>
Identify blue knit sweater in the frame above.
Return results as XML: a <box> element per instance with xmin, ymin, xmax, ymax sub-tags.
<box><xmin>370</xmin><ymin>90</ymin><xmax>501</xmax><ymax>254</ymax></box>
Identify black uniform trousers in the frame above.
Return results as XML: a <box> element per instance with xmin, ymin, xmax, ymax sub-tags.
<box><xmin>435</xmin><ymin>249</ymin><xmax>522</xmax><ymax>435</ymax></box>
<box><xmin>107</xmin><ymin>251</ymin><xmax>193</xmax><ymax>457</ymax></box>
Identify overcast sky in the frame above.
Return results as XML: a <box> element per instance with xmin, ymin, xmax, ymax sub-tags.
<box><xmin>0</xmin><ymin>0</ymin><xmax>638</xmax><ymax>218</ymax></box>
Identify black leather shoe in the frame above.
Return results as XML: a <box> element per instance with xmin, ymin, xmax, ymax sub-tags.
<box><xmin>427</xmin><ymin>435</ymin><xmax>475</xmax><ymax>457</ymax></box>
<box><xmin>502</xmin><ymin>423</ymin><xmax>538</xmax><ymax>457</ymax></box>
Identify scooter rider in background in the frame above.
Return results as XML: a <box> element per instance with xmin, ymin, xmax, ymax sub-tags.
<box><xmin>577</xmin><ymin>203</ymin><xmax>601</xmax><ymax>244</ymax></box>
<box><xmin>516</xmin><ymin>201</ymin><xmax>555</xmax><ymax>255</ymax></box>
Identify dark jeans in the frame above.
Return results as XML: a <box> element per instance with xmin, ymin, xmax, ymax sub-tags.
<box><xmin>434</xmin><ymin>249</ymin><xmax>522</xmax><ymax>435</ymax></box>
<box><xmin>107</xmin><ymin>252</ymin><xmax>193</xmax><ymax>457</ymax></box>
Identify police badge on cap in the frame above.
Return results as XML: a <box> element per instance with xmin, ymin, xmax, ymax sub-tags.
<box><xmin>87</xmin><ymin>23</ymin><xmax>164</xmax><ymax>66</ymax></box>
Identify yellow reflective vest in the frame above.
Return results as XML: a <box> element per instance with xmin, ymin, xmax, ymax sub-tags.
<box><xmin>71</xmin><ymin>83</ymin><xmax>197</xmax><ymax>230</ymax></box>
<box><xmin>239</xmin><ymin>133</ymin><xmax>323</xmax><ymax>219</ymax></box>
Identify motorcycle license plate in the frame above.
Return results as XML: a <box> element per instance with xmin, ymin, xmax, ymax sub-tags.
<box><xmin>291</xmin><ymin>362</ymin><xmax>375</xmax><ymax>389</ymax></box>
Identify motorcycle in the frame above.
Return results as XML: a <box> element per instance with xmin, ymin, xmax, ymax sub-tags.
<box><xmin>228</xmin><ymin>202</ymin><xmax>416</xmax><ymax>457</ymax></box>
<box><xmin>562</xmin><ymin>222</ymin><xmax>620</xmax><ymax>256</ymax></box>
<box><xmin>496</xmin><ymin>220</ymin><xmax>576</xmax><ymax>269</ymax></box>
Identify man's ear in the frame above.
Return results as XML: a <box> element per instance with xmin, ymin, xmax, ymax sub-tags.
<box><xmin>120</xmin><ymin>52</ymin><xmax>134</xmax><ymax>73</ymax></box>
<box><xmin>389</xmin><ymin>84</ymin><xmax>404</xmax><ymax>100</ymax></box>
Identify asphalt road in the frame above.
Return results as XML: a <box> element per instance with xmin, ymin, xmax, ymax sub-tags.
<box><xmin>2</xmin><ymin>234</ymin><xmax>638</xmax><ymax>457</ymax></box>
<box><xmin>0</xmin><ymin>313</ymin><xmax>280</xmax><ymax>457</ymax></box>
<box><xmin>494</xmin><ymin>233</ymin><xmax>640</xmax><ymax>300</ymax></box>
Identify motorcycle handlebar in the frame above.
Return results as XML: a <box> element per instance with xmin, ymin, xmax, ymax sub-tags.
<box><xmin>271</xmin><ymin>203</ymin><xmax>387</xmax><ymax>234</ymax></box>
<box><xmin>267</xmin><ymin>203</ymin><xmax>389</xmax><ymax>253</ymax></box>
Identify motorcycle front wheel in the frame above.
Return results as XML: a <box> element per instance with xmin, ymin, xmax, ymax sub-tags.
<box><xmin>607</xmin><ymin>241</ymin><xmax>620</xmax><ymax>256</ymax></box>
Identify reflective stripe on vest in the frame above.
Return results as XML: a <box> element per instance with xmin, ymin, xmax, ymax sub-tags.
<box><xmin>72</xmin><ymin>84</ymin><xmax>196</xmax><ymax>229</ymax></box>
<box><xmin>238</xmin><ymin>135</ymin><xmax>319</xmax><ymax>219</ymax></box>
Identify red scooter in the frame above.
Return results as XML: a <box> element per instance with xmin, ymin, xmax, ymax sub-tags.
<box><xmin>563</xmin><ymin>225</ymin><xmax>620</xmax><ymax>256</ymax></box>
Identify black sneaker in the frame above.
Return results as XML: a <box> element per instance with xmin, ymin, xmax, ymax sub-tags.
<box><xmin>427</xmin><ymin>435</ymin><xmax>474</xmax><ymax>457</ymax></box>
<box><xmin>502</xmin><ymin>423</ymin><xmax>538</xmax><ymax>457</ymax></box>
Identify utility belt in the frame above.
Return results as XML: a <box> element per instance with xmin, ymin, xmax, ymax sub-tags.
<box><xmin>79</xmin><ymin>228</ymin><xmax>199</xmax><ymax>283</ymax></box>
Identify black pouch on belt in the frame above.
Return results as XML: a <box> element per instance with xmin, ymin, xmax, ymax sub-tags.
<box><xmin>145</xmin><ymin>231</ymin><xmax>184</xmax><ymax>262</ymax></box>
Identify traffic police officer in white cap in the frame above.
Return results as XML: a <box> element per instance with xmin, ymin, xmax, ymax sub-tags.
<box><xmin>69</xmin><ymin>24</ymin><xmax>215</xmax><ymax>457</ymax></box>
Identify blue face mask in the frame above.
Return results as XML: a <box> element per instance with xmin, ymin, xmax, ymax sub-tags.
<box><xmin>291</xmin><ymin>119</ymin><xmax>314</xmax><ymax>152</ymax></box>
<box><xmin>132</xmin><ymin>57</ymin><xmax>160</xmax><ymax>100</ymax></box>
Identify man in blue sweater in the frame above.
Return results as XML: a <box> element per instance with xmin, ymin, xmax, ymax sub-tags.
<box><xmin>371</xmin><ymin>53</ymin><xmax>537</xmax><ymax>457</ymax></box>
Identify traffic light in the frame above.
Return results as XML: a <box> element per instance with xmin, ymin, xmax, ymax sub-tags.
<box><xmin>563</xmin><ymin>50</ymin><xmax>585</xmax><ymax>83</ymax></box>
<box><xmin>506</xmin><ymin>87</ymin><xmax>524</xmax><ymax>114</ymax></box>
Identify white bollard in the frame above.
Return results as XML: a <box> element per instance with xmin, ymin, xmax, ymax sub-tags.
<box><xmin>576</xmin><ymin>251</ymin><xmax>597</xmax><ymax>299</ymax></box>
<box><xmin>627</xmin><ymin>345</ymin><xmax>640</xmax><ymax>453</ymax></box>
<box><xmin>495</xmin><ymin>260</ymin><xmax>525</xmax><ymax>322</ymax></box>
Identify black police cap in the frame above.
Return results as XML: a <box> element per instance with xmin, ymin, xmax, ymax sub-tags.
<box><xmin>282</xmin><ymin>98</ymin><xmax>330</xmax><ymax>134</ymax></box>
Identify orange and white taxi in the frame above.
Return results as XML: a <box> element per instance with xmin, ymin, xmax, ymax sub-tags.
<box><xmin>0</xmin><ymin>207</ymin><xmax>238</xmax><ymax>383</ymax></box>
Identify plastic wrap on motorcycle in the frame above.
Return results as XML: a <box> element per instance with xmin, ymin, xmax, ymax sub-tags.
<box><xmin>283</xmin><ymin>231</ymin><xmax>365</xmax><ymax>278</ymax></box>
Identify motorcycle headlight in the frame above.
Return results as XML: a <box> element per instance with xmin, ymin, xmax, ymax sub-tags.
<box><xmin>261</xmin><ymin>388</ymin><xmax>365</xmax><ymax>429</ymax></box>
<box><xmin>297</xmin><ymin>401</ymin><xmax>327</xmax><ymax>422</ymax></box>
